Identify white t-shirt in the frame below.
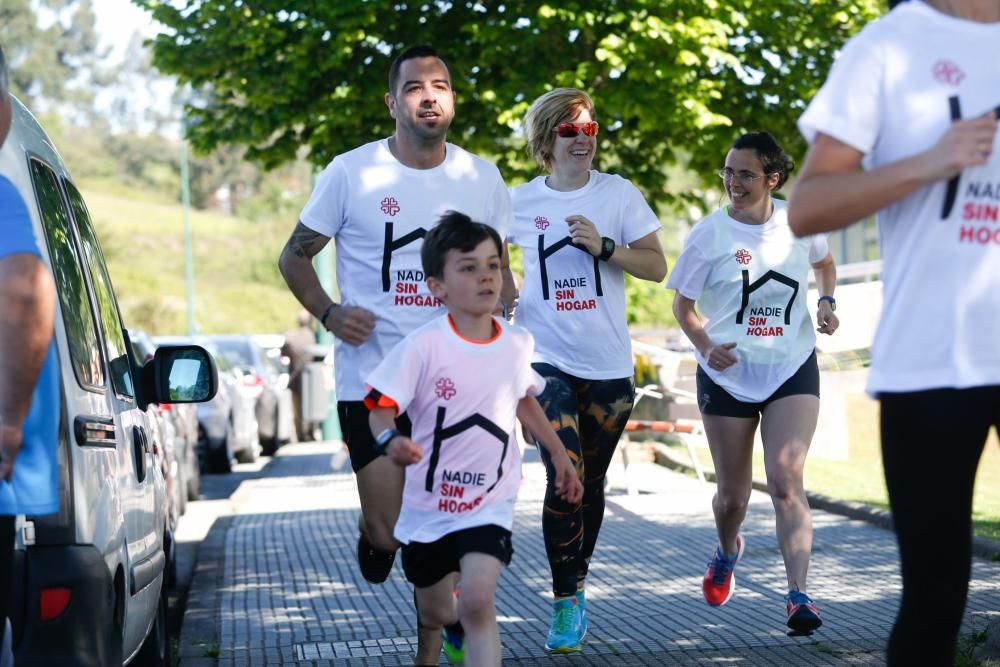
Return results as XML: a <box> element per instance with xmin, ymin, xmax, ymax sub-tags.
<box><xmin>509</xmin><ymin>171</ymin><xmax>662</xmax><ymax>379</ymax></box>
<box><xmin>365</xmin><ymin>315</ymin><xmax>544</xmax><ymax>544</ymax></box>
<box><xmin>667</xmin><ymin>200</ymin><xmax>828</xmax><ymax>402</ymax></box>
<box><xmin>300</xmin><ymin>139</ymin><xmax>513</xmax><ymax>400</ymax></box>
<box><xmin>798</xmin><ymin>1</ymin><xmax>1000</xmax><ymax>394</ymax></box>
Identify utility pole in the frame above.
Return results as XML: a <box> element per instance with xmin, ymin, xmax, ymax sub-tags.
<box><xmin>180</xmin><ymin>138</ymin><xmax>196</xmax><ymax>336</ymax></box>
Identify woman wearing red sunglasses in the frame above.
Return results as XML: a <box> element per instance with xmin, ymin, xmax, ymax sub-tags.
<box><xmin>508</xmin><ymin>87</ymin><xmax>667</xmax><ymax>654</ymax></box>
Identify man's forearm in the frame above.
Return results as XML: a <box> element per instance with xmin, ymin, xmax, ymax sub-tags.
<box><xmin>0</xmin><ymin>255</ymin><xmax>56</xmax><ymax>425</ymax></box>
<box><xmin>278</xmin><ymin>222</ymin><xmax>336</xmax><ymax>321</ymax></box>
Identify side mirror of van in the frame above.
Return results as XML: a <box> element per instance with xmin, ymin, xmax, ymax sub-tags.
<box><xmin>137</xmin><ymin>345</ymin><xmax>218</xmax><ymax>410</ymax></box>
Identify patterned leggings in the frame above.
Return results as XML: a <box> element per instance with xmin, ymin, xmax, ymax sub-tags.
<box><xmin>534</xmin><ymin>363</ymin><xmax>635</xmax><ymax>598</ymax></box>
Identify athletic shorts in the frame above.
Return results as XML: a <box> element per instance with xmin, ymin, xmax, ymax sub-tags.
<box><xmin>337</xmin><ymin>401</ymin><xmax>412</xmax><ymax>473</ymax></box>
<box><xmin>401</xmin><ymin>524</ymin><xmax>514</xmax><ymax>589</ymax></box>
<box><xmin>696</xmin><ymin>350</ymin><xmax>820</xmax><ymax>419</ymax></box>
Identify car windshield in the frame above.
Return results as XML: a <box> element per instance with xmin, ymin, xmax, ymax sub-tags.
<box><xmin>211</xmin><ymin>339</ymin><xmax>255</xmax><ymax>371</ymax></box>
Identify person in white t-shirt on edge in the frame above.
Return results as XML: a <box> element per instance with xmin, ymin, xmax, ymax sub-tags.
<box><xmin>508</xmin><ymin>88</ymin><xmax>667</xmax><ymax>654</ymax></box>
<box><xmin>667</xmin><ymin>131</ymin><xmax>838</xmax><ymax>635</ymax></box>
<box><xmin>788</xmin><ymin>1</ymin><xmax>998</xmax><ymax>663</ymax></box>
<box><xmin>278</xmin><ymin>45</ymin><xmax>515</xmax><ymax>664</ymax></box>
<box><xmin>365</xmin><ymin>212</ymin><xmax>583</xmax><ymax>667</ymax></box>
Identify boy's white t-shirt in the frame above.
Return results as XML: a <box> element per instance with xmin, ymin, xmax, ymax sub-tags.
<box><xmin>365</xmin><ymin>315</ymin><xmax>544</xmax><ymax>544</ymax></box>
<box><xmin>798</xmin><ymin>1</ymin><xmax>1000</xmax><ymax>394</ymax></box>
<box><xmin>299</xmin><ymin>139</ymin><xmax>513</xmax><ymax>400</ymax></box>
<box><xmin>509</xmin><ymin>171</ymin><xmax>662</xmax><ymax>379</ymax></box>
<box><xmin>667</xmin><ymin>200</ymin><xmax>828</xmax><ymax>402</ymax></box>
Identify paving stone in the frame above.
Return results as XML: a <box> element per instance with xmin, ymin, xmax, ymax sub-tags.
<box><xmin>186</xmin><ymin>442</ymin><xmax>1000</xmax><ymax>665</ymax></box>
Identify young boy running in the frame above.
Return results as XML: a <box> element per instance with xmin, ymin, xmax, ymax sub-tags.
<box><xmin>366</xmin><ymin>212</ymin><xmax>582</xmax><ymax>666</ymax></box>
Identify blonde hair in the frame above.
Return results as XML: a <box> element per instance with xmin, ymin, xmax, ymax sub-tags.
<box><xmin>524</xmin><ymin>88</ymin><xmax>596</xmax><ymax>170</ymax></box>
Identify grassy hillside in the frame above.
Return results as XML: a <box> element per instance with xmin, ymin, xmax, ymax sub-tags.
<box><xmin>80</xmin><ymin>181</ymin><xmax>304</xmax><ymax>336</ymax></box>
<box><xmin>80</xmin><ymin>182</ymin><xmax>681</xmax><ymax>336</ymax></box>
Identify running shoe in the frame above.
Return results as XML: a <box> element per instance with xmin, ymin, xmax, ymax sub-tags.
<box><xmin>442</xmin><ymin>622</ymin><xmax>465</xmax><ymax>664</ymax></box>
<box><xmin>575</xmin><ymin>589</ymin><xmax>588</xmax><ymax>640</ymax></box>
<box><xmin>544</xmin><ymin>598</ymin><xmax>582</xmax><ymax>653</ymax></box>
<box><xmin>356</xmin><ymin>531</ymin><xmax>395</xmax><ymax>583</ymax></box>
<box><xmin>785</xmin><ymin>588</ymin><xmax>823</xmax><ymax>633</ymax></box>
<box><xmin>702</xmin><ymin>535</ymin><xmax>744</xmax><ymax>607</ymax></box>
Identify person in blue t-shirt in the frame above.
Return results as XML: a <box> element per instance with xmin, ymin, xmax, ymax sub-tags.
<box><xmin>0</xmin><ymin>43</ymin><xmax>59</xmax><ymax>664</ymax></box>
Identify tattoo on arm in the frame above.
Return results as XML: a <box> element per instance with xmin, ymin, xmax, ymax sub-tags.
<box><xmin>286</xmin><ymin>222</ymin><xmax>326</xmax><ymax>259</ymax></box>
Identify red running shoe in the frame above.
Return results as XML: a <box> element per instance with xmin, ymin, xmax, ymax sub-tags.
<box><xmin>702</xmin><ymin>535</ymin><xmax>744</xmax><ymax>607</ymax></box>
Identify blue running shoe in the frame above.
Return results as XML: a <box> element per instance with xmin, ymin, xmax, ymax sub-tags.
<box><xmin>785</xmin><ymin>588</ymin><xmax>823</xmax><ymax>634</ymax></box>
<box><xmin>544</xmin><ymin>598</ymin><xmax>582</xmax><ymax>653</ymax></box>
<box><xmin>442</xmin><ymin>622</ymin><xmax>465</xmax><ymax>664</ymax></box>
<box><xmin>575</xmin><ymin>589</ymin><xmax>588</xmax><ymax>640</ymax></box>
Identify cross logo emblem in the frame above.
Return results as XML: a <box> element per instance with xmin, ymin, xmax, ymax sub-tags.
<box><xmin>381</xmin><ymin>197</ymin><xmax>401</xmax><ymax>216</ymax></box>
<box><xmin>735</xmin><ymin>249</ymin><xmax>752</xmax><ymax>265</ymax></box>
<box><xmin>435</xmin><ymin>377</ymin><xmax>457</xmax><ymax>400</ymax></box>
<box><xmin>534</xmin><ymin>216</ymin><xmax>550</xmax><ymax>231</ymax></box>
<box><xmin>933</xmin><ymin>60</ymin><xmax>965</xmax><ymax>87</ymax></box>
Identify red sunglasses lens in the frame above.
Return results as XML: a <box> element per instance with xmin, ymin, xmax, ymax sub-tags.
<box><xmin>555</xmin><ymin>122</ymin><xmax>598</xmax><ymax>138</ymax></box>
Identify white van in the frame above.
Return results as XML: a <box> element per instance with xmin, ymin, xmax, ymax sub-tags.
<box><xmin>2</xmin><ymin>97</ymin><xmax>217</xmax><ymax>666</ymax></box>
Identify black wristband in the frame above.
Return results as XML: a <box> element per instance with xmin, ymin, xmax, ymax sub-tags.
<box><xmin>320</xmin><ymin>302</ymin><xmax>339</xmax><ymax>329</ymax></box>
<box><xmin>598</xmin><ymin>236</ymin><xmax>616</xmax><ymax>261</ymax></box>
<box><xmin>373</xmin><ymin>427</ymin><xmax>400</xmax><ymax>456</ymax></box>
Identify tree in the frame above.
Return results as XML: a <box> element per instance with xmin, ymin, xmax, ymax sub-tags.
<box><xmin>134</xmin><ymin>0</ymin><xmax>882</xmax><ymax>208</ymax></box>
<box><xmin>0</xmin><ymin>0</ymin><xmax>107</xmax><ymax>116</ymax></box>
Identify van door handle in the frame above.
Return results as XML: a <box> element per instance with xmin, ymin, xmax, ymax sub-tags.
<box><xmin>74</xmin><ymin>416</ymin><xmax>116</xmax><ymax>447</ymax></box>
<box><xmin>132</xmin><ymin>426</ymin><xmax>148</xmax><ymax>483</ymax></box>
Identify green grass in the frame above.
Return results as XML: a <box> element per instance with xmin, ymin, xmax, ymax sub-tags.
<box><xmin>661</xmin><ymin>393</ymin><xmax>1000</xmax><ymax>543</ymax></box>
<box><xmin>79</xmin><ymin>181</ymin><xmax>302</xmax><ymax>336</ymax></box>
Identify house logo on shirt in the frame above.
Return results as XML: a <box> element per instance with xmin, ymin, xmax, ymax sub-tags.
<box><xmin>736</xmin><ymin>269</ymin><xmax>796</xmax><ymax>338</ymax></box>
<box><xmin>380</xmin><ymin>197</ymin><xmax>401</xmax><ymax>216</ymax></box>
<box><xmin>932</xmin><ymin>60</ymin><xmax>965</xmax><ymax>87</ymax></box>
<box><xmin>435</xmin><ymin>377</ymin><xmax>457</xmax><ymax>400</ymax></box>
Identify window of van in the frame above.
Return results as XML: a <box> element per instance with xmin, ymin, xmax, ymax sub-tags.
<box><xmin>65</xmin><ymin>181</ymin><xmax>134</xmax><ymax>399</ymax></box>
<box><xmin>29</xmin><ymin>158</ymin><xmax>105</xmax><ymax>389</ymax></box>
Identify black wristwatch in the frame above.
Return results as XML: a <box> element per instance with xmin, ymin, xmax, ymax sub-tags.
<box><xmin>817</xmin><ymin>295</ymin><xmax>836</xmax><ymax>311</ymax></box>
<box><xmin>598</xmin><ymin>236</ymin><xmax>616</xmax><ymax>261</ymax></box>
<box><xmin>373</xmin><ymin>427</ymin><xmax>400</xmax><ymax>456</ymax></box>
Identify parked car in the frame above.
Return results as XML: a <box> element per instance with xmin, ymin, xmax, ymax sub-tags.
<box><xmin>130</xmin><ymin>329</ymin><xmax>200</xmax><ymax>504</ymax></box>
<box><xmin>3</xmin><ymin>97</ymin><xmax>216</xmax><ymax>666</ymax></box>
<box><xmin>204</xmin><ymin>334</ymin><xmax>295</xmax><ymax>455</ymax></box>
<box><xmin>154</xmin><ymin>337</ymin><xmax>259</xmax><ymax>473</ymax></box>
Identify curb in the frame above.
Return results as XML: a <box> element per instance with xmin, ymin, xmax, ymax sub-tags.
<box><xmin>178</xmin><ymin>514</ymin><xmax>233</xmax><ymax>665</ymax></box>
<box><xmin>647</xmin><ymin>441</ymin><xmax>1000</xmax><ymax>562</ymax></box>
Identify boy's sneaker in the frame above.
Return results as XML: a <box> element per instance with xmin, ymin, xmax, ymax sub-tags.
<box><xmin>785</xmin><ymin>588</ymin><xmax>823</xmax><ymax>634</ymax></box>
<box><xmin>575</xmin><ymin>589</ymin><xmax>588</xmax><ymax>640</ymax></box>
<box><xmin>544</xmin><ymin>598</ymin><xmax>582</xmax><ymax>654</ymax></box>
<box><xmin>356</xmin><ymin>532</ymin><xmax>395</xmax><ymax>583</ymax></box>
<box><xmin>702</xmin><ymin>535</ymin><xmax>744</xmax><ymax>607</ymax></box>
<box><xmin>442</xmin><ymin>622</ymin><xmax>465</xmax><ymax>664</ymax></box>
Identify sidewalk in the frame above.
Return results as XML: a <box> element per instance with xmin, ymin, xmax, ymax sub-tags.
<box><xmin>179</xmin><ymin>442</ymin><xmax>1000</xmax><ymax>666</ymax></box>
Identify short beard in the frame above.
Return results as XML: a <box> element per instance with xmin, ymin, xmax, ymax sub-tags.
<box><xmin>401</xmin><ymin>116</ymin><xmax>451</xmax><ymax>146</ymax></box>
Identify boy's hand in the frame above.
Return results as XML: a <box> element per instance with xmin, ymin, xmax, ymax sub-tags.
<box><xmin>386</xmin><ymin>436</ymin><xmax>422</xmax><ymax>466</ymax></box>
<box><xmin>552</xmin><ymin>453</ymin><xmax>583</xmax><ymax>504</ymax></box>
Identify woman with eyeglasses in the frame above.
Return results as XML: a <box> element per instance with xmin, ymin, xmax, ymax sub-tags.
<box><xmin>789</xmin><ymin>1</ymin><xmax>998</xmax><ymax>664</ymax></box>
<box><xmin>666</xmin><ymin>131</ymin><xmax>838</xmax><ymax>634</ymax></box>
<box><xmin>507</xmin><ymin>87</ymin><xmax>667</xmax><ymax>654</ymax></box>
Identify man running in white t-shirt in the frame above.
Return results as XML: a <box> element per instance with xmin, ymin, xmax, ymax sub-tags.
<box><xmin>278</xmin><ymin>45</ymin><xmax>514</xmax><ymax>665</ymax></box>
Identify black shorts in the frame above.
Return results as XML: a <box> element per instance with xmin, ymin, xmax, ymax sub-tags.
<box><xmin>401</xmin><ymin>524</ymin><xmax>514</xmax><ymax>589</ymax></box>
<box><xmin>696</xmin><ymin>350</ymin><xmax>820</xmax><ymax>419</ymax></box>
<box><xmin>337</xmin><ymin>401</ymin><xmax>412</xmax><ymax>473</ymax></box>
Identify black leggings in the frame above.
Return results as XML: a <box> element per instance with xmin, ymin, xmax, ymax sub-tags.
<box><xmin>534</xmin><ymin>363</ymin><xmax>635</xmax><ymax>598</ymax></box>
<box><xmin>1</xmin><ymin>515</ymin><xmax>13</xmax><ymax>652</ymax></box>
<box><xmin>880</xmin><ymin>385</ymin><xmax>1000</xmax><ymax>666</ymax></box>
